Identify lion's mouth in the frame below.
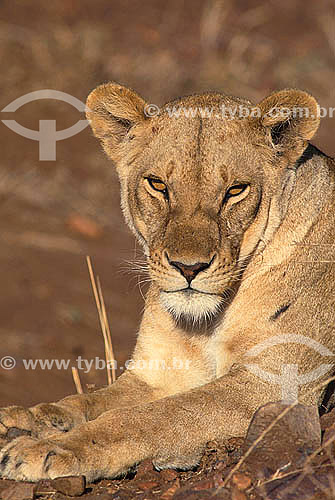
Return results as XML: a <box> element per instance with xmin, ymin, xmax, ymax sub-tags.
<box><xmin>163</xmin><ymin>287</ymin><xmax>221</xmax><ymax>297</ymax></box>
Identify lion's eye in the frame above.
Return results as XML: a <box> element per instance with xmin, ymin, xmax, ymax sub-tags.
<box><xmin>225</xmin><ymin>184</ymin><xmax>249</xmax><ymax>199</ymax></box>
<box><xmin>147</xmin><ymin>178</ymin><xmax>167</xmax><ymax>193</ymax></box>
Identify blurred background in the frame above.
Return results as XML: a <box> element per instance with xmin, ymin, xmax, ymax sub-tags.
<box><xmin>0</xmin><ymin>0</ymin><xmax>334</xmax><ymax>406</ymax></box>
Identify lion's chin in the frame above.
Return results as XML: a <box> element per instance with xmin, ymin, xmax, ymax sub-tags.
<box><xmin>160</xmin><ymin>289</ymin><xmax>222</xmax><ymax>323</ymax></box>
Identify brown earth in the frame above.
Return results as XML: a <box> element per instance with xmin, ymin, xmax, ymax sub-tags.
<box><xmin>0</xmin><ymin>0</ymin><xmax>334</xmax><ymax>498</ymax></box>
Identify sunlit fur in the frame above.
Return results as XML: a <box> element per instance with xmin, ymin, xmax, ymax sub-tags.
<box><xmin>160</xmin><ymin>290</ymin><xmax>222</xmax><ymax>323</ymax></box>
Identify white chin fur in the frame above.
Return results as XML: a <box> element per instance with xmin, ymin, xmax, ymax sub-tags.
<box><xmin>160</xmin><ymin>290</ymin><xmax>222</xmax><ymax>322</ymax></box>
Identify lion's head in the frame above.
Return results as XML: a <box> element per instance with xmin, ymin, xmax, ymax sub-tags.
<box><xmin>87</xmin><ymin>84</ymin><xmax>320</xmax><ymax>322</ymax></box>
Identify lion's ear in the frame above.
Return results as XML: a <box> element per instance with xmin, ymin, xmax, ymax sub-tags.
<box><xmin>86</xmin><ymin>83</ymin><xmax>148</xmax><ymax>159</ymax></box>
<box><xmin>256</xmin><ymin>89</ymin><xmax>320</xmax><ymax>160</ymax></box>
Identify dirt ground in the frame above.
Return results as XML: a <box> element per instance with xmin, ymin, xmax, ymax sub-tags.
<box><xmin>0</xmin><ymin>0</ymin><xmax>334</xmax><ymax>498</ymax></box>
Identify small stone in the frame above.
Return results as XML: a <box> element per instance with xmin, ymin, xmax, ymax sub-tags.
<box><xmin>232</xmin><ymin>472</ymin><xmax>252</xmax><ymax>491</ymax></box>
<box><xmin>51</xmin><ymin>475</ymin><xmax>86</xmax><ymax>496</ymax></box>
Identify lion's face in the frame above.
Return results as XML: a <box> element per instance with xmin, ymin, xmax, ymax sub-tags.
<box><xmin>87</xmin><ymin>86</ymin><xmax>320</xmax><ymax>322</ymax></box>
<box><xmin>126</xmin><ymin>112</ymin><xmax>267</xmax><ymax>321</ymax></box>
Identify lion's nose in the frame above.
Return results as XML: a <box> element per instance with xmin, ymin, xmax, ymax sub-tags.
<box><xmin>169</xmin><ymin>260</ymin><xmax>211</xmax><ymax>284</ymax></box>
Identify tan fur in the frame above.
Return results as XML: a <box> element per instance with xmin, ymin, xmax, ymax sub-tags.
<box><xmin>0</xmin><ymin>83</ymin><xmax>334</xmax><ymax>482</ymax></box>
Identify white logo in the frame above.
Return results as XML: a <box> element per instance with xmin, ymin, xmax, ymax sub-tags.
<box><xmin>244</xmin><ymin>334</ymin><xmax>334</xmax><ymax>403</ymax></box>
<box><xmin>2</xmin><ymin>90</ymin><xmax>90</xmax><ymax>160</ymax></box>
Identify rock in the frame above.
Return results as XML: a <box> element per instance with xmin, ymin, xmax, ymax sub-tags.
<box><xmin>1</xmin><ymin>482</ymin><xmax>35</xmax><ymax>500</ymax></box>
<box><xmin>51</xmin><ymin>475</ymin><xmax>86</xmax><ymax>496</ymax></box>
<box><xmin>243</xmin><ymin>402</ymin><xmax>321</xmax><ymax>477</ymax></box>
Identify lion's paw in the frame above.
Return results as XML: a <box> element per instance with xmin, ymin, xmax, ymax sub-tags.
<box><xmin>0</xmin><ymin>406</ymin><xmax>35</xmax><ymax>440</ymax></box>
<box><xmin>0</xmin><ymin>436</ymin><xmax>80</xmax><ymax>481</ymax></box>
<box><xmin>0</xmin><ymin>404</ymin><xmax>81</xmax><ymax>442</ymax></box>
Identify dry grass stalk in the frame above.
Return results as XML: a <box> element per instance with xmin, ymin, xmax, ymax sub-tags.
<box><xmin>86</xmin><ymin>255</ymin><xmax>116</xmax><ymax>384</ymax></box>
<box><xmin>97</xmin><ymin>275</ymin><xmax>116</xmax><ymax>383</ymax></box>
<box><xmin>71</xmin><ymin>367</ymin><xmax>83</xmax><ymax>394</ymax></box>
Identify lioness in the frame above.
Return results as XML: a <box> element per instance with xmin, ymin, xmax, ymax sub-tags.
<box><xmin>0</xmin><ymin>84</ymin><xmax>334</xmax><ymax>482</ymax></box>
